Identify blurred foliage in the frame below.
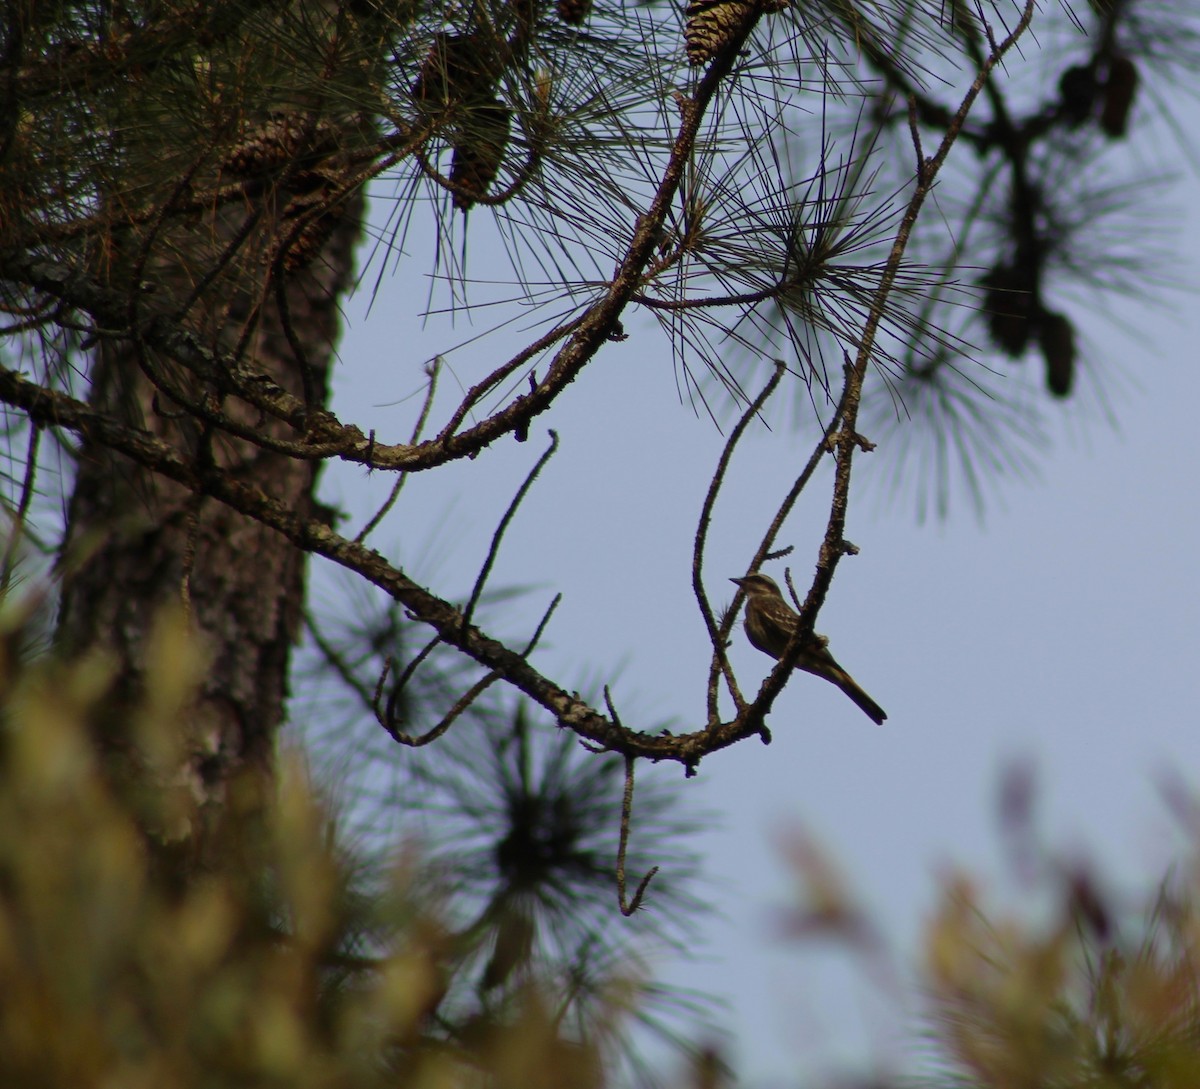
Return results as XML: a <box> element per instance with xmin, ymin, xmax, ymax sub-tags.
<box><xmin>771</xmin><ymin>769</ymin><xmax>1200</xmax><ymax>1089</ymax></box>
<box><xmin>8</xmin><ymin>591</ymin><xmax>1200</xmax><ymax>1088</ymax></box>
<box><xmin>295</xmin><ymin>580</ymin><xmax>719</xmax><ymax>1084</ymax></box>
<box><xmin>913</xmin><ymin>761</ymin><xmax>1200</xmax><ymax>1087</ymax></box>
<box><xmin>922</xmin><ymin>868</ymin><xmax>1200</xmax><ymax>1089</ymax></box>
<box><xmin>0</xmin><ymin>602</ymin><xmax>686</xmax><ymax>1088</ymax></box>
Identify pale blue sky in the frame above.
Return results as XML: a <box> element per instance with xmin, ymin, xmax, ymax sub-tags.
<box><xmin>316</xmin><ymin>50</ymin><xmax>1200</xmax><ymax>1085</ymax></box>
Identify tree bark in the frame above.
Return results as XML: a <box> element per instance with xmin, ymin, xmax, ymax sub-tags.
<box><xmin>56</xmin><ymin>190</ymin><xmax>361</xmax><ymax>855</ymax></box>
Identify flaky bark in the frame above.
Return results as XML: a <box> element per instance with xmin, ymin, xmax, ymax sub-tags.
<box><xmin>56</xmin><ymin>194</ymin><xmax>361</xmax><ymax>850</ymax></box>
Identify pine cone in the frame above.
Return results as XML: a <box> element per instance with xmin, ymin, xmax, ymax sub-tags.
<box><xmin>225</xmin><ymin>113</ymin><xmax>307</xmax><ymax>177</ymax></box>
<box><xmin>412</xmin><ymin>33</ymin><xmax>499</xmax><ymax>106</ymax></box>
<box><xmin>1100</xmin><ymin>54</ymin><xmax>1137</xmax><ymax>139</ymax></box>
<box><xmin>981</xmin><ymin>262</ymin><xmax>1039</xmax><ymax>358</ymax></box>
<box><xmin>279</xmin><ymin>204</ymin><xmax>346</xmax><ymax>272</ymax></box>
<box><xmin>555</xmin><ymin>0</ymin><xmax>591</xmax><ymax>25</ymax></box>
<box><xmin>451</xmin><ymin>101</ymin><xmax>512</xmax><ymax>211</ymax></box>
<box><xmin>684</xmin><ymin>0</ymin><xmax>756</xmax><ymax>66</ymax></box>
<box><xmin>1038</xmin><ymin>310</ymin><xmax>1075</xmax><ymax>398</ymax></box>
<box><xmin>1058</xmin><ymin>64</ymin><xmax>1097</xmax><ymax>126</ymax></box>
<box><xmin>225</xmin><ymin>113</ymin><xmax>339</xmax><ymax>179</ymax></box>
<box><xmin>276</xmin><ymin>166</ymin><xmax>348</xmax><ymax>271</ymax></box>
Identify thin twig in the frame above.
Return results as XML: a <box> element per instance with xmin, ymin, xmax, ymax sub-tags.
<box><xmin>907</xmin><ymin>95</ymin><xmax>926</xmax><ymax>184</ymax></box>
<box><xmin>385</xmin><ymin>669</ymin><xmax>501</xmax><ymax>748</ymax></box>
<box><xmin>433</xmin><ymin>315</ymin><xmax>585</xmax><ymax>444</ymax></box>
<box><xmin>695</xmin><ymin>360</ymin><xmax>787</xmax><ymax>724</ymax></box>
<box><xmin>521</xmin><ymin>592</ymin><xmax>561</xmax><ymax>657</ymax></box>
<box><xmin>355</xmin><ymin>358</ymin><xmax>442</xmax><ymax>545</ymax></box>
<box><xmin>173</xmin><ymin>206</ymin><xmax>266</xmax><ymax>326</ymax></box>
<box><xmin>616</xmin><ymin>751</ymin><xmax>658</xmax><ymax>917</ymax></box>
<box><xmin>0</xmin><ymin>424</ymin><xmax>41</xmax><ymax>595</ymax></box>
<box><xmin>273</xmin><ymin>267</ymin><xmax>319</xmax><ymax>419</ymax></box>
<box><xmin>742</xmin><ymin>370</ymin><xmax>852</xmax><ymax>599</ymax></box>
<box><xmin>461</xmin><ymin>429</ymin><xmax>559</xmax><ymax>633</ymax></box>
<box><xmin>379</xmin><ymin>591</ymin><xmax>560</xmax><ymax>748</ymax></box>
<box><xmin>304</xmin><ymin>610</ymin><xmax>382</xmax><ymax>713</ymax></box>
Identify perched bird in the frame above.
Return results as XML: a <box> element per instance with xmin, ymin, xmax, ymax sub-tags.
<box><xmin>730</xmin><ymin>574</ymin><xmax>887</xmax><ymax>725</ymax></box>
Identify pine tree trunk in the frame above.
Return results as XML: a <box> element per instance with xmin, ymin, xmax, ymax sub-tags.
<box><xmin>56</xmin><ymin>193</ymin><xmax>361</xmax><ymax>858</ymax></box>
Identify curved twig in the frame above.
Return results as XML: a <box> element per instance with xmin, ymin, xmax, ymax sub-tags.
<box><xmin>694</xmin><ymin>360</ymin><xmax>787</xmax><ymax>725</ymax></box>
<box><xmin>434</xmin><ymin>314</ymin><xmax>585</xmax><ymax>444</ymax></box>
<box><xmin>386</xmin><ymin>669</ymin><xmax>501</xmax><ymax>748</ymax></box>
<box><xmin>0</xmin><ymin>424</ymin><xmax>41</xmax><ymax>595</ymax></box>
<box><xmin>379</xmin><ymin>634</ymin><xmax>443</xmax><ymax>725</ymax></box>
<box><xmin>616</xmin><ymin>751</ymin><xmax>658</xmax><ymax>917</ymax></box>
<box><xmin>461</xmin><ymin>428</ymin><xmax>558</xmax><ymax>633</ymax></box>
<box><xmin>377</xmin><ymin>589</ymin><xmax>561</xmax><ymax>748</ymax></box>
<box><xmin>413</xmin><ymin>128</ymin><xmax>544</xmax><ymax>211</ymax></box>
<box><xmin>355</xmin><ymin>358</ymin><xmax>442</xmax><ymax>545</ymax></box>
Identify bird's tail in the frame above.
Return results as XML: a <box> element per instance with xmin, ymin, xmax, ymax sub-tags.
<box><xmin>831</xmin><ymin>672</ymin><xmax>887</xmax><ymax>725</ymax></box>
<box><xmin>800</xmin><ymin>649</ymin><xmax>887</xmax><ymax>725</ymax></box>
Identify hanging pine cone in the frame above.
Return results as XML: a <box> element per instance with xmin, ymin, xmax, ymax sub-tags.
<box><xmin>1058</xmin><ymin>64</ymin><xmax>1097</xmax><ymax>127</ymax></box>
<box><xmin>684</xmin><ymin>0</ymin><xmax>788</xmax><ymax>65</ymax></box>
<box><xmin>1100</xmin><ymin>54</ymin><xmax>1138</xmax><ymax>139</ymax></box>
<box><xmin>224</xmin><ymin>113</ymin><xmax>339</xmax><ymax>179</ymax></box>
<box><xmin>451</xmin><ymin>100</ymin><xmax>512</xmax><ymax>211</ymax></box>
<box><xmin>278</xmin><ymin>201</ymin><xmax>347</xmax><ymax>272</ymax></box>
<box><xmin>412</xmin><ymin>33</ymin><xmax>498</xmax><ymax>106</ymax></box>
<box><xmin>980</xmin><ymin>261</ymin><xmax>1040</xmax><ymax>358</ymax></box>
<box><xmin>273</xmin><ymin>164</ymin><xmax>350</xmax><ymax>272</ymax></box>
<box><xmin>684</xmin><ymin>0</ymin><xmax>755</xmax><ymax>66</ymax></box>
<box><xmin>1038</xmin><ymin>310</ymin><xmax>1075</xmax><ymax>398</ymax></box>
<box><xmin>511</xmin><ymin>0</ymin><xmax>540</xmax><ymax>36</ymax></box>
<box><xmin>555</xmin><ymin>0</ymin><xmax>591</xmax><ymax>25</ymax></box>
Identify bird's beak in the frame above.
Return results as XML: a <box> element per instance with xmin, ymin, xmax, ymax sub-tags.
<box><xmin>730</xmin><ymin>577</ymin><xmax>745</xmax><ymax>588</ymax></box>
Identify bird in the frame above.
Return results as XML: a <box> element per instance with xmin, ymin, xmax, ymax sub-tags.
<box><xmin>730</xmin><ymin>574</ymin><xmax>887</xmax><ymax>725</ymax></box>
